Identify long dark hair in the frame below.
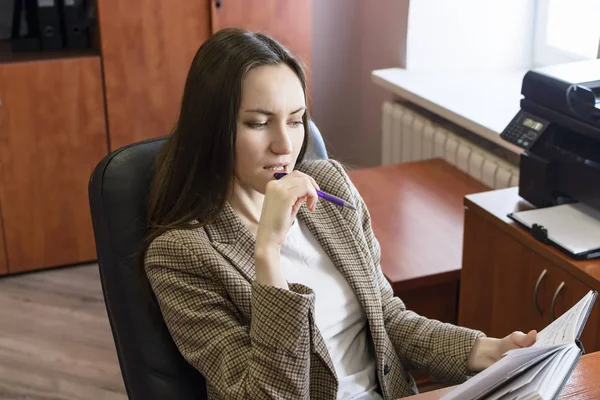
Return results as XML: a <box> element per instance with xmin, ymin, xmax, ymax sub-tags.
<box><xmin>142</xmin><ymin>28</ymin><xmax>310</xmax><ymax>262</ymax></box>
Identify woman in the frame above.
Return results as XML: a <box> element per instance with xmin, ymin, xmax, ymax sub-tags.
<box><xmin>143</xmin><ymin>28</ymin><xmax>536</xmax><ymax>400</ymax></box>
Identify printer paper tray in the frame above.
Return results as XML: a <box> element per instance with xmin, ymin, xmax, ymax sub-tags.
<box><xmin>508</xmin><ymin>203</ymin><xmax>600</xmax><ymax>260</ymax></box>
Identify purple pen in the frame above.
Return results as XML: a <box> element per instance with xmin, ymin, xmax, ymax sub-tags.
<box><xmin>274</xmin><ymin>172</ymin><xmax>356</xmax><ymax>210</ymax></box>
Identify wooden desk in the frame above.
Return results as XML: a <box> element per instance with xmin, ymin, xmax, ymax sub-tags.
<box><xmin>459</xmin><ymin>187</ymin><xmax>600</xmax><ymax>352</ymax></box>
<box><xmin>348</xmin><ymin>159</ymin><xmax>488</xmax><ymax>323</ymax></box>
<box><xmin>402</xmin><ymin>351</ymin><xmax>600</xmax><ymax>399</ymax></box>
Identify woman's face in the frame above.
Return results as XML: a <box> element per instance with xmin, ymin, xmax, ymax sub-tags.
<box><xmin>234</xmin><ymin>64</ymin><xmax>306</xmax><ymax>194</ymax></box>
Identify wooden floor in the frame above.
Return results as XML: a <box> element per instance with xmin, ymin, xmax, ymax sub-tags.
<box><xmin>0</xmin><ymin>263</ymin><xmax>444</xmax><ymax>399</ymax></box>
<box><xmin>0</xmin><ymin>264</ymin><xmax>127</xmax><ymax>400</ymax></box>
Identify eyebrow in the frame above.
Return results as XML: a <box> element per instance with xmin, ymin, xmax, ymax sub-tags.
<box><xmin>243</xmin><ymin>107</ymin><xmax>306</xmax><ymax>116</ymax></box>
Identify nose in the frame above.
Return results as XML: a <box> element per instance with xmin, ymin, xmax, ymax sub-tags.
<box><xmin>269</xmin><ymin>122</ymin><xmax>293</xmax><ymax>155</ymax></box>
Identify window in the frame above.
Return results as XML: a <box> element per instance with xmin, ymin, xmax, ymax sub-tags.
<box><xmin>533</xmin><ymin>0</ymin><xmax>600</xmax><ymax>66</ymax></box>
<box><xmin>406</xmin><ymin>0</ymin><xmax>599</xmax><ymax>71</ymax></box>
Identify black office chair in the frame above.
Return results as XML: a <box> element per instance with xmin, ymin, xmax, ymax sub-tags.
<box><xmin>88</xmin><ymin>121</ymin><xmax>328</xmax><ymax>400</ymax></box>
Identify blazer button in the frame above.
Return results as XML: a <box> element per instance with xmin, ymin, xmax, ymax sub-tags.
<box><xmin>383</xmin><ymin>364</ymin><xmax>391</xmax><ymax>375</ymax></box>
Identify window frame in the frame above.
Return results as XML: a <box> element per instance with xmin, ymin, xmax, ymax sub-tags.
<box><xmin>532</xmin><ymin>0</ymin><xmax>600</xmax><ymax>66</ymax></box>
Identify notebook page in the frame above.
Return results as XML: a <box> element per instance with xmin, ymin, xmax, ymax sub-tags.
<box><xmin>533</xmin><ymin>291</ymin><xmax>593</xmax><ymax>347</ymax></box>
<box><xmin>515</xmin><ymin>346</ymin><xmax>573</xmax><ymax>400</ymax></box>
<box><xmin>538</xmin><ymin>344</ymin><xmax>580</xmax><ymax>399</ymax></box>
<box><xmin>575</xmin><ymin>291</ymin><xmax>596</xmax><ymax>339</ymax></box>
<box><xmin>440</xmin><ymin>346</ymin><xmax>563</xmax><ymax>400</ymax></box>
<box><xmin>510</xmin><ymin>203</ymin><xmax>600</xmax><ymax>254</ymax></box>
<box><xmin>484</xmin><ymin>352</ymin><xmax>556</xmax><ymax>400</ymax></box>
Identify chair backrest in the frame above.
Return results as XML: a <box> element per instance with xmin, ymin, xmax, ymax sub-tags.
<box><xmin>88</xmin><ymin>121</ymin><xmax>328</xmax><ymax>400</ymax></box>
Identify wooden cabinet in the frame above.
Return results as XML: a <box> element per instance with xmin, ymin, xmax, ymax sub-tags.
<box><xmin>211</xmin><ymin>0</ymin><xmax>312</xmax><ymax>72</ymax></box>
<box><xmin>0</xmin><ymin>56</ymin><xmax>107</xmax><ymax>273</ymax></box>
<box><xmin>0</xmin><ymin>0</ymin><xmax>312</xmax><ymax>274</ymax></box>
<box><xmin>0</xmin><ymin>207</ymin><xmax>6</xmax><ymax>275</ymax></box>
<box><xmin>98</xmin><ymin>0</ymin><xmax>312</xmax><ymax>150</ymax></box>
<box><xmin>211</xmin><ymin>0</ymin><xmax>312</xmax><ymax>102</ymax></box>
<box><xmin>97</xmin><ymin>0</ymin><xmax>212</xmax><ymax>150</ymax></box>
<box><xmin>459</xmin><ymin>188</ymin><xmax>600</xmax><ymax>352</ymax></box>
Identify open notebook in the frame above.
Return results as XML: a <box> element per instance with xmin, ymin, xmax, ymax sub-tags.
<box><xmin>442</xmin><ymin>290</ymin><xmax>597</xmax><ymax>400</ymax></box>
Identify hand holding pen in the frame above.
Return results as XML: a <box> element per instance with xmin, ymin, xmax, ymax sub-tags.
<box><xmin>256</xmin><ymin>170</ymin><xmax>357</xmax><ymax>250</ymax></box>
<box><xmin>274</xmin><ymin>172</ymin><xmax>356</xmax><ymax>210</ymax></box>
<box><xmin>257</xmin><ymin>170</ymin><xmax>321</xmax><ymax>249</ymax></box>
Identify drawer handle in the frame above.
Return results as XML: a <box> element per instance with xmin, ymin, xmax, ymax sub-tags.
<box><xmin>551</xmin><ymin>281</ymin><xmax>565</xmax><ymax>321</ymax></box>
<box><xmin>533</xmin><ymin>269</ymin><xmax>547</xmax><ymax>315</ymax></box>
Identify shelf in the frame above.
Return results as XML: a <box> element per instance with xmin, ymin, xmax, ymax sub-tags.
<box><xmin>0</xmin><ymin>40</ymin><xmax>100</xmax><ymax>64</ymax></box>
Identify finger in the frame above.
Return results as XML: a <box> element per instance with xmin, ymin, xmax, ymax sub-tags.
<box><xmin>510</xmin><ymin>330</ymin><xmax>536</xmax><ymax>348</ymax></box>
<box><xmin>525</xmin><ymin>330</ymin><xmax>537</xmax><ymax>345</ymax></box>
<box><xmin>304</xmin><ymin>181</ymin><xmax>319</xmax><ymax>211</ymax></box>
<box><xmin>274</xmin><ymin>174</ymin><xmax>318</xmax><ymax>211</ymax></box>
<box><xmin>291</xmin><ymin>196</ymin><xmax>306</xmax><ymax>216</ymax></box>
<box><xmin>306</xmin><ymin>175</ymin><xmax>321</xmax><ymax>191</ymax></box>
<box><xmin>287</xmin><ymin>171</ymin><xmax>321</xmax><ymax>192</ymax></box>
<box><xmin>288</xmin><ymin>179</ymin><xmax>318</xmax><ymax>210</ymax></box>
<box><xmin>307</xmin><ymin>188</ymin><xmax>318</xmax><ymax>211</ymax></box>
<box><xmin>517</xmin><ymin>330</ymin><xmax>536</xmax><ymax>347</ymax></box>
<box><xmin>299</xmin><ymin>186</ymin><xmax>317</xmax><ymax>212</ymax></box>
<box><xmin>500</xmin><ymin>332</ymin><xmax>523</xmax><ymax>352</ymax></box>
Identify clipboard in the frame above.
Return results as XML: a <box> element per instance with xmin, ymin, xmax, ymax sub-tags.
<box><xmin>508</xmin><ymin>203</ymin><xmax>600</xmax><ymax>260</ymax></box>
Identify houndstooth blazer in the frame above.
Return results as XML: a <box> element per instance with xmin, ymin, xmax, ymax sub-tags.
<box><xmin>144</xmin><ymin>159</ymin><xmax>484</xmax><ymax>400</ymax></box>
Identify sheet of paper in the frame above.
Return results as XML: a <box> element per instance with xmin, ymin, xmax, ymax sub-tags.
<box><xmin>574</xmin><ymin>291</ymin><xmax>595</xmax><ymax>339</ymax></box>
<box><xmin>484</xmin><ymin>352</ymin><xmax>556</xmax><ymax>400</ymax></box>
<box><xmin>496</xmin><ymin>345</ymin><xmax>578</xmax><ymax>400</ymax></box>
<box><xmin>538</xmin><ymin>345</ymin><xmax>580</xmax><ymax>399</ymax></box>
<box><xmin>519</xmin><ymin>346</ymin><xmax>572</xmax><ymax>400</ymax></box>
<box><xmin>505</xmin><ymin>358</ymin><xmax>558</xmax><ymax>400</ymax></box>
<box><xmin>481</xmin><ymin>347</ymin><xmax>572</xmax><ymax>400</ymax></box>
<box><xmin>533</xmin><ymin>291</ymin><xmax>593</xmax><ymax>347</ymax></box>
<box><xmin>440</xmin><ymin>345</ymin><xmax>563</xmax><ymax>400</ymax></box>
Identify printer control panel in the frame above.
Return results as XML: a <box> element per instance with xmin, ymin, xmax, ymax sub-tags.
<box><xmin>501</xmin><ymin>111</ymin><xmax>549</xmax><ymax>149</ymax></box>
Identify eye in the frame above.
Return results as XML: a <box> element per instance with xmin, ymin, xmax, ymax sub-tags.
<box><xmin>288</xmin><ymin>121</ymin><xmax>304</xmax><ymax>127</ymax></box>
<box><xmin>247</xmin><ymin>122</ymin><xmax>267</xmax><ymax>129</ymax></box>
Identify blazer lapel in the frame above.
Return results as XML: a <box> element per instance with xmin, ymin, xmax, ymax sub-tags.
<box><xmin>204</xmin><ymin>203</ymin><xmax>256</xmax><ymax>283</ymax></box>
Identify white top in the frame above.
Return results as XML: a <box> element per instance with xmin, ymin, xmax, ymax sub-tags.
<box><xmin>371</xmin><ymin>67</ymin><xmax>526</xmax><ymax>156</ymax></box>
<box><xmin>280</xmin><ymin>219</ymin><xmax>383</xmax><ymax>400</ymax></box>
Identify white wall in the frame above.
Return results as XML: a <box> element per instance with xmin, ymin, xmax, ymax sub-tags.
<box><xmin>311</xmin><ymin>0</ymin><xmax>409</xmax><ymax>167</ymax></box>
<box><xmin>311</xmin><ymin>0</ymin><xmax>536</xmax><ymax>167</ymax></box>
<box><xmin>406</xmin><ymin>0</ymin><xmax>535</xmax><ymax>71</ymax></box>
<box><xmin>311</xmin><ymin>0</ymin><xmax>363</xmax><ymax>165</ymax></box>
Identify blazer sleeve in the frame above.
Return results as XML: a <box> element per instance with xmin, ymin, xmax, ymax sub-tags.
<box><xmin>145</xmin><ymin>233</ymin><xmax>315</xmax><ymax>399</ymax></box>
<box><xmin>329</xmin><ymin>159</ymin><xmax>485</xmax><ymax>384</ymax></box>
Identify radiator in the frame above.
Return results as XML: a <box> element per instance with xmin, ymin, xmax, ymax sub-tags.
<box><xmin>381</xmin><ymin>101</ymin><xmax>519</xmax><ymax>189</ymax></box>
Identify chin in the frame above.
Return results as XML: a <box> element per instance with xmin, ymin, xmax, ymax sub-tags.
<box><xmin>254</xmin><ymin>182</ymin><xmax>268</xmax><ymax>195</ymax></box>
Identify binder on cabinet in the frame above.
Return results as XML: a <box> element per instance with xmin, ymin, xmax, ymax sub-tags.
<box><xmin>10</xmin><ymin>0</ymin><xmax>41</xmax><ymax>51</ymax></box>
<box><xmin>36</xmin><ymin>0</ymin><xmax>63</xmax><ymax>50</ymax></box>
<box><xmin>59</xmin><ymin>0</ymin><xmax>90</xmax><ymax>50</ymax></box>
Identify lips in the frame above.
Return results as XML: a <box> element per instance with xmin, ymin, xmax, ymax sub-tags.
<box><xmin>263</xmin><ymin>164</ymin><xmax>288</xmax><ymax>172</ymax></box>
